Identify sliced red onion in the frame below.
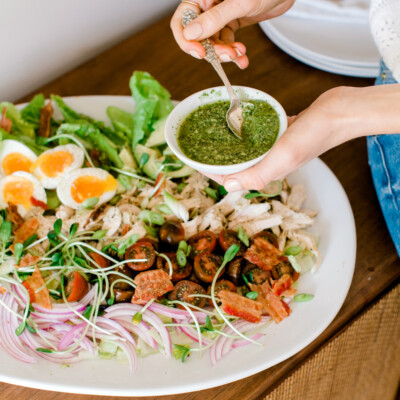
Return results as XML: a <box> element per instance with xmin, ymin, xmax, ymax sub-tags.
<box><xmin>79</xmin><ymin>284</ymin><xmax>97</xmax><ymax>306</ymax></box>
<box><xmin>95</xmin><ymin>317</ymin><xmax>136</xmax><ymax>346</ymax></box>
<box><xmin>0</xmin><ymin>293</ymin><xmax>36</xmax><ymax>363</ymax></box>
<box><xmin>114</xmin><ymin>318</ymin><xmax>158</xmax><ymax>349</ymax></box>
<box><xmin>58</xmin><ymin>323</ymin><xmax>86</xmax><ymax>351</ymax></box>
<box><xmin>116</xmin><ymin>340</ymin><xmax>137</xmax><ymax>374</ymax></box>
<box><xmin>179</xmin><ymin>326</ymin><xmax>211</xmax><ymax>345</ymax></box>
<box><xmin>105</xmin><ymin>304</ymin><xmax>172</xmax><ymax>357</ymax></box>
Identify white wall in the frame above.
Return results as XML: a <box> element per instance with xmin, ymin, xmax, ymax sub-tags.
<box><xmin>1</xmin><ymin>0</ymin><xmax>178</xmax><ymax>102</ymax></box>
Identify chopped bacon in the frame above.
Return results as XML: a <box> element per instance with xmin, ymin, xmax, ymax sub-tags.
<box><xmin>23</xmin><ymin>266</ymin><xmax>52</xmax><ymax>309</ymax></box>
<box><xmin>272</xmin><ymin>274</ymin><xmax>293</xmax><ymax>297</ymax></box>
<box><xmin>30</xmin><ymin>197</ymin><xmax>48</xmax><ymax>210</ymax></box>
<box><xmin>249</xmin><ymin>281</ymin><xmax>291</xmax><ymax>324</ymax></box>
<box><xmin>131</xmin><ymin>269</ymin><xmax>173</xmax><ymax>305</ymax></box>
<box><xmin>7</xmin><ymin>204</ymin><xmax>24</xmax><ymax>227</ymax></box>
<box><xmin>121</xmin><ymin>224</ymin><xmax>131</xmax><ymax>236</ymax></box>
<box><xmin>38</xmin><ymin>101</ymin><xmax>53</xmax><ymax>138</ymax></box>
<box><xmin>12</xmin><ymin>217</ymin><xmax>39</xmax><ymax>248</ymax></box>
<box><xmin>218</xmin><ymin>290</ymin><xmax>262</xmax><ymax>323</ymax></box>
<box><xmin>153</xmin><ymin>173</ymin><xmax>166</xmax><ymax>197</ymax></box>
<box><xmin>18</xmin><ymin>253</ymin><xmax>40</xmax><ymax>268</ymax></box>
<box><xmin>0</xmin><ymin>107</ymin><xmax>12</xmax><ymax>133</ymax></box>
<box><xmin>244</xmin><ymin>237</ymin><xmax>283</xmax><ymax>271</ymax></box>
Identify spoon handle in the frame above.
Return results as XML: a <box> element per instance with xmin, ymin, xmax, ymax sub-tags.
<box><xmin>182</xmin><ymin>9</ymin><xmax>239</xmax><ymax>103</ymax></box>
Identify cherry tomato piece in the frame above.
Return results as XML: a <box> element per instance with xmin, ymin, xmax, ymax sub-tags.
<box><xmin>194</xmin><ymin>252</ymin><xmax>223</xmax><ymax>283</ymax></box>
<box><xmin>88</xmin><ymin>252</ymin><xmax>110</xmax><ymax>269</ymax></box>
<box><xmin>218</xmin><ymin>230</ymin><xmax>245</xmax><ymax>255</ymax></box>
<box><xmin>66</xmin><ymin>271</ymin><xmax>89</xmax><ymax>302</ymax></box>
<box><xmin>168</xmin><ymin>280</ymin><xmax>206</xmax><ymax>309</ymax></box>
<box><xmin>156</xmin><ymin>252</ymin><xmax>192</xmax><ymax>282</ymax></box>
<box><xmin>226</xmin><ymin>257</ymin><xmax>245</xmax><ymax>285</ymax></box>
<box><xmin>125</xmin><ymin>242</ymin><xmax>156</xmax><ymax>271</ymax></box>
<box><xmin>109</xmin><ymin>265</ymin><xmax>135</xmax><ymax>291</ymax></box>
<box><xmin>158</xmin><ymin>221</ymin><xmax>185</xmax><ymax>246</ymax></box>
<box><xmin>207</xmin><ymin>279</ymin><xmax>236</xmax><ymax>306</ymax></box>
<box><xmin>253</xmin><ymin>230</ymin><xmax>279</xmax><ymax>248</ymax></box>
<box><xmin>188</xmin><ymin>230</ymin><xmax>216</xmax><ymax>257</ymax></box>
<box><xmin>136</xmin><ymin>237</ymin><xmax>159</xmax><ymax>250</ymax></box>
<box><xmin>242</xmin><ymin>262</ymin><xmax>272</xmax><ymax>285</ymax></box>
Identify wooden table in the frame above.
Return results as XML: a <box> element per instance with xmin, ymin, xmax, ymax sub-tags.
<box><xmin>2</xmin><ymin>14</ymin><xmax>400</xmax><ymax>400</ymax></box>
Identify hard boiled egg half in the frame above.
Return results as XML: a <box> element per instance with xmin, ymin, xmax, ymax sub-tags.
<box><xmin>57</xmin><ymin>168</ymin><xmax>117</xmax><ymax>209</ymax></box>
<box><xmin>0</xmin><ymin>140</ymin><xmax>37</xmax><ymax>176</ymax></box>
<box><xmin>31</xmin><ymin>144</ymin><xmax>85</xmax><ymax>189</ymax></box>
<box><xmin>0</xmin><ymin>171</ymin><xmax>47</xmax><ymax>217</ymax></box>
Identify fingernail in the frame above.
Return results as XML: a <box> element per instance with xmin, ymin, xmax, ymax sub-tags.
<box><xmin>189</xmin><ymin>50</ymin><xmax>201</xmax><ymax>59</ymax></box>
<box><xmin>219</xmin><ymin>53</ymin><xmax>231</xmax><ymax>62</ymax></box>
<box><xmin>184</xmin><ymin>22</ymin><xmax>203</xmax><ymax>40</ymax></box>
<box><xmin>224</xmin><ymin>179</ymin><xmax>242</xmax><ymax>192</ymax></box>
<box><xmin>234</xmin><ymin>48</ymin><xmax>243</xmax><ymax>57</ymax></box>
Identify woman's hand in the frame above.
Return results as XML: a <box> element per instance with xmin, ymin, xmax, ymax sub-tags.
<box><xmin>170</xmin><ymin>0</ymin><xmax>295</xmax><ymax>69</ymax></box>
<box><xmin>204</xmin><ymin>84</ymin><xmax>400</xmax><ymax>192</ymax></box>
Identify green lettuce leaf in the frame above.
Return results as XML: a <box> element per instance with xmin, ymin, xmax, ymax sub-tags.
<box><xmin>129</xmin><ymin>71</ymin><xmax>173</xmax><ymax>147</ymax></box>
<box><xmin>106</xmin><ymin>106</ymin><xmax>134</xmax><ymax>140</ymax></box>
<box><xmin>51</xmin><ymin>95</ymin><xmax>126</xmax><ymax>146</ymax></box>
<box><xmin>57</xmin><ymin>123</ymin><xmax>123</xmax><ymax>168</ymax></box>
<box><xmin>20</xmin><ymin>94</ymin><xmax>45</xmax><ymax>127</ymax></box>
<box><xmin>0</xmin><ymin>128</ymin><xmax>47</xmax><ymax>154</ymax></box>
<box><xmin>0</xmin><ymin>102</ymin><xmax>35</xmax><ymax>138</ymax></box>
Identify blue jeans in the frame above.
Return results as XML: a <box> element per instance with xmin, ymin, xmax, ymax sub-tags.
<box><xmin>367</xmin><ymin>60</ymin><xmax>400</xmax><ymax>257</ymax></box>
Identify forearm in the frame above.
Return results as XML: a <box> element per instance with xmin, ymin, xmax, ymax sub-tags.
<box><xmin>334</xmin><ymin>84</ymin><xmax>400</xmax><ymax>142</ymax></box>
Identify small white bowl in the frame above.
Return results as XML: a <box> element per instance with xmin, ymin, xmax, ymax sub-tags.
<box><xmin>165</xmin><ymin>86</ymin><xmax>287</xmax><ymax>176</ymax></box>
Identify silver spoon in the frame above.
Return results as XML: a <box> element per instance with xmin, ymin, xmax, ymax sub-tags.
<box><xmin>182</xmin><ymin>9</ymin><xmax>246</xmax><ymax>139</ymax></box>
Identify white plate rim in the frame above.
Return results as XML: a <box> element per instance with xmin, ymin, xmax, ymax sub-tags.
<box><xmin>0</xmin><ymin>96</ymin><xmax>357</xmax><ymax>396</ymax></box>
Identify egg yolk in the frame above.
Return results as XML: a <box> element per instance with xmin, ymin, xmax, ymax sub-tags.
<box><xmin>2</xmin><ymin>153</ymin><xmax>33</xmax><ymax>175</ymax></box>
<box><xmin>71</xmin><ymin>174</ymin><xmax>117</xmax><ymax>204</ymax></box>
<box><xmin>33</xmin><ymin>151</ymin><xmax>74</xmax><ymax>178</ymax></box>
<box><xmin>3</xmin><ymin>177</ymin><xmax>34</xmax><ymax>210</ymax></box>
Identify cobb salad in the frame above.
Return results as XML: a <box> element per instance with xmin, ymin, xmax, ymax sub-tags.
<box><xmin>0</xmin><ymin>72</ymin><xmax>320</xmax><ymax>372</ymax></box>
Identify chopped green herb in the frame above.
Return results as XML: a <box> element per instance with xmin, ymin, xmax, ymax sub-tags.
<box><xmin>117</xmin><ymin>234</ymin><xmax>139</xmax><ymax>257</ymax></box>
<box><xmin>0</xmin><ymin>221</ymin><xmax>12</xmax><ymax>243</ymax></box>
<box><xmin>246</xmin><ymin>291</ymin><xmax>258</xmax><ymax>300</ymax></box>
<box><xmin>237</xmin><ymin>225</ymin><xmax>249</xmax><ymax>247</ymax></box>
<box><xmin>176</xmin><ymin>249</ymin><xmax>187</xmax><ymax>267</ymax></box>
<box><xmin>53</xmin><ymin>219</ymin><xmax>62</xmax><ymax>236</ymax></box>
<box><xmin>118</xmin><ymin>174</ymin><xmax>132</xmax><ymax>191</ymax></box>
<box><xmin>218</xmin><ymin>185</ymin><xmax>228</xmax><ymax>196</ymax></box>
<box><xmin>14</xmin><ymin>243</ymin><xmax>24</xmax><ymax>263</ymax></box>
<box><xmin>156</xmin><ymin>203</ymin><xmax>173</xmax><ymax>215</ymax></box>
<box><xmin>177</xmin><ymin>182</ymin><xmax>187</xmax><ymax>194</ymax></box>
<box><xmin>15</xmin><ymin>321</ymin><xmax>26</xmax><ymax>336</ymax></box>
<box><xmin>242</xmin><ymin>274</ymin><xmax>249</xmax><ymax>286</ymax></box>
<box><xmin>83</xmin><ymin>306</ymin><xmax>93</xmax><ymax>319</ymax></box>
<box><xmin>81</xmin><ymin>197</ymin><xmax>99</xmax><ymax>210</ymax></box>
<box><xmin>284</xmin><ymin>246</ymin><xmax>302</xmax><ymax>256</ymax></box>
<box><xmin>36</xmin><ymin>348</ymin><xmax>54</xmax><ymax>353</ymax></box>
<box><xmin>139</xmin><ymin>153</ymin><xmax>150</xmax><ymax>168</ymax></box>
<box><xmin>293</xmin><ymin>293</ymin><xmax>314</xmax><ymax>302</ymax></box>
<box><xmin>288</xmin><ymin>255</ymin><xmax>301</xmax><ymax>273</ymax></box>
<box><xmin>92</xmin><ymin>230</ymin><xmax>107</xmax><ymax>240</ymax></box>
<box><xmin>204</xmin><ymin>187</ymin><xmax>218</xmax><ymax>200</ymax></box>
<box><xmin>132</xmin><ymin>312</ymin><xmax>142</xmax><ymax>324</ymax></box>
<box><xmin>248</xmin><ymin>271</ymin><xmax>254</xmax><ymax>283</ymax></box>
<box><xmin>173</xmin><ymin>344</ymin><xmax>191</xmax><ymax>362</ymax></box>
<box><xmin>23</xmin><ymin>234</ymin><xmax>38</xmax><ymax>248</ymax></box>
<box><xmin>69</xmin><ymin>223</ymin><xmax>78</xmax><ymax>237</ymax></box>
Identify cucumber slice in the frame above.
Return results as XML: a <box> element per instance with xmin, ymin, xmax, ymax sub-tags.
<box><xmin>166</xmin><ymin>164</ymin><xmax>194</xmax><ymax>178</ymax></box>
<box><xmin>119</xmin><ymin>147</ymin><xmax>137</xmax><ymax>169</ymax></box>
<box><xmin>145</xmin><ymin>116</ymin><xmax>167</xmax><ymax>147</ymax></box>
<box><xmin>133</xmin><ymin>144</ymin><xmax>161</xmax><ymax>180</ymax></box>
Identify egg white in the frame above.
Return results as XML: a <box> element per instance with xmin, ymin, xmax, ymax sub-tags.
<box><xmin>57</xmin><ymin>168</ymin><xmax>117</xmax><ymax>209</ymax></box>
<box><xmin>0</xmin><ymin>140</ymin><xmax>37</xmax><ymax>176</ymax></box>
<box><xmin>0</xmin><ymin>171</ymin><xmax>47</xmax><ymax>217</ymax></box>
<box><xmin>31</xmin><ymin>144</ymin><xmax>85</xmax><ymax>189</ymax></box>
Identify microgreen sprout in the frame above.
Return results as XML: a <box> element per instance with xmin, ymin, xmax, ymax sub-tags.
<box><xmin>237</xmin><ymin>225</ymin><xmax>249</xmax><ymax>247</ymax></box>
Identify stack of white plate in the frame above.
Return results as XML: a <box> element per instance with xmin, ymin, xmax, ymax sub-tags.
<box><xmin>259</xmin><ymin>0</ymin><xmax>380</xmax><ymax>78</ymax></box>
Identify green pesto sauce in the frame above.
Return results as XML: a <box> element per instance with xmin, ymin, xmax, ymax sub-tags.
<box><xmin>177</xmin><ymin>100</ymin><xmax>280</xmax><ymax>165</ymax></box>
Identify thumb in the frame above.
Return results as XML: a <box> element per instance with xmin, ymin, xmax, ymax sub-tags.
<box><xmin>183</xmin><ymin>0</ymin><xmax>250</xmax><ymax>41</ymax></box>
<box><xmin>222</xmin><ymin>131</ymin><xmax>303</xmax><ymax>192</ymax></box>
